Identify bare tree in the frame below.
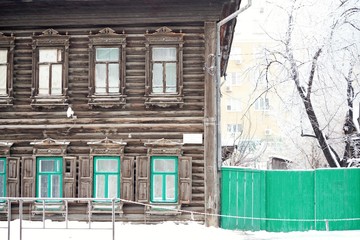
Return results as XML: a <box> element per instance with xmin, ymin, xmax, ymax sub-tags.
<box><xmin>261</xmin><ymin>0</ymin><xmax>360</xmax><ymax>167</ymax></box>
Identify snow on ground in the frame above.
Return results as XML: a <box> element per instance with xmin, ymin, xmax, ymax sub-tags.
<box><xmin>0</xmin><ymin>220</ymin><xmax>359</xmax><ymax>240</ymax></box>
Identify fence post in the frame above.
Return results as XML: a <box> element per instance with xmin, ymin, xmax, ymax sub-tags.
<box><xmin>19</xmin><ymin>199</ymin><xmax>23</xmax><ymax>240</ymax></box>
<box><xmin>112</xmin><ymin>198</ymin><xmax>115</xmax><ymax>240</ymax></box>
<box><xmin>7</xmin><ymin>199</ymin><xmax>11</xmax><ymax>240</ymax></box>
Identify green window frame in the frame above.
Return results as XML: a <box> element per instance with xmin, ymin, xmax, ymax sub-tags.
<box><xmin>36</xmin><ymin>156</ymin><xmax>63</xmax><ymax>199</ymax></box>
<box><xmin>150</xmin><ymin>156</ymin><xmax>178</xmax><ymax>203</ymax></box>
<box><xmin>0</xmin><ymin>157</ymin><xmax>6</xmax><ymax>199</ymax></box>
<box><xmin>93</xmin><ymin>156</ymin><xmax>120</xmax><ymax>199</ymax></box>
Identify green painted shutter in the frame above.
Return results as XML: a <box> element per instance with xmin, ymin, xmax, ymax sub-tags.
<box><xmin>136</xmin><ymin>156</ymin><xmax>149</xmax><ymax>203</ymax></box>
<box><xmin>79</xmin><ymin>156</ymin><xmax>93</xmax><ymax>198</ymax></box>
<box><xmin>121</xmin><ymin>156</ymin><xmax>134</xmax><ymax>201</ymax></box>
<box><xmin>7</xmin><ymin>157</ymin><xmax>20</xmax><ymax>197</ymax></box>
<box><xmin>179</xmin><ymin>156</ymin><xmax>192</xmax><ymax>204</ymax></box>
<box><xmin>21</xmin><ymin>157</ymin><xmax>36</xmax><ymax>197</ymax></box>
<box><xmin>63</xmin><ymin>156</ymin><xmax>76</xmax><ymax>198</ymax></box>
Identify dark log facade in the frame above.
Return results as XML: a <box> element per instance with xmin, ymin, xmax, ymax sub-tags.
<box><xmin>0</xmin><ymin>0</ymin><xmax>241</xmax><ymax>225</ymax></box>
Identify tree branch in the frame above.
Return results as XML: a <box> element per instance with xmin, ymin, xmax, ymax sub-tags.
<box><xmin>306</xmin><ymin>48</ymin><xmax>322</xmax><ymax>99</ymax></box>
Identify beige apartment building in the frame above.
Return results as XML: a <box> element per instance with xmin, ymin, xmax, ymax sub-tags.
<box><xmin>221</xmin><ymin>2</ymin><xmax>287</xmax><ymax>169</ymax></box>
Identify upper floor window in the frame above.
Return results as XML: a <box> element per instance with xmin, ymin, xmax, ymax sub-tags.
<box><xmin>255</xmin><ymin>97</ymin><xmax>270</xmax><ymax>111</ymax></box>
<box><xmin>0</xmin><ymin>33</ymin><xmax>14</xmax><ymax>106</ymax></box>
<box><xmin>226</xmin><ymin>72</ymin><xmax>241</xmax><ymax>86</ymax></box>
<box><xmin>31</xmin><ymin>29</ymin><xmax>69</xmax><ymax>108</ymax></box>
<box><xmin>145</xmin><ymin>27</ymin><xmax>184</xmax><ymax>108</ymax></box>
<box><xmin>38</xmin><ymin>48</ymin><xmax>63</xmax><ymax>95</ymax></box>
<box><xmin>151</xmin><ymin>47</ymin><xmax>177</xmax><ymax>94</ymax></box>
<box><xmin>88</xmin><ymin>28</ymin><xmax>126</xmax><ymax>108</ymax></box>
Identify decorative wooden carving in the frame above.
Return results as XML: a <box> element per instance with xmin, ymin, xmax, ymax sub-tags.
<box><xmin>30</xmin><ymin>138</ymin><xmax>70</xmax><ymax>155</ymax></box>
<box><xmin>0</xmin><ymin>141</ymin><xmax>13</xmax><ymax>155</ymax></box>
<box><xmin>144</xmin><ymin>27</ymin><xmax>184</xmax><ymax>108</ymax></box>
<box><xmin>144</xmin><ymin>138</ymin><xmax>183</xmax><ymax>156</ymax></box>
<box><xmin>0</xmin><ymin>33</ymin><xmax>15</xmax><ymax>106</ymax></box>
<box><xmin>88</xmin><ymin>137</ymin><xmax>127</xmax><ymax>155</ymax></box>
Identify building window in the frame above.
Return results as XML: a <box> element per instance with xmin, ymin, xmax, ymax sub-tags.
<box><xmin>151</xmin><ymin>47</ymin><xmax>177</xmax><ymax>93</ymax></box>
<box><xmin>0</xmin><ymin>33</ymin><xmax>14</xmax><ymax>106</ymax></box>
<box><xmin>38</xmin><ymin>48</ymin><xmax>63</xmax><ymax>95</ymax></box>
<box><xmin>88</xmin><ymin>28</ymin><xmax>126</xmax><ymax>108</ymax></box>
<box><xmin>93</xmin><ymin>156</ymin><xmax>120</xmax><ymax>199</ymax></box>
<box><xmin>150</xmin><ymin>156</ymin><xmax>178</xmax><ymax>203</ymax></box>
<box><xmin>145</xmin><ymin>27</ymin><xmax>184</xmax><ymax>108</ymax></box>
<box><xmin>95</xmin><ymin>48</ymin><xmax>120</xmax><ymax>94</ymax></box>
<box><xmin>36</xmin><ymin>156</ymin><xmax>63</xmax><ymax>198</ymax></box>
<box><xmin>227</xmin><ymin>124</ymin><xmax>243</xmax><ymax>133</ymax></box>
<box><xmin>255</xmin><ymin>97</ymin><xmax>270</xmax><ymax>111</ymax></box>
<box><xmin>227</xmin><ymin>98</ymin><xmax>241</xmax><ymax>111</ymax></box>
<box><xmin>0</xmin><ymin>50</ymin><xmax>8</xmax><ymax>95</ymax></box>
<box><xmin>0</xmin><ymin>157</ymin><xmax>5</xmax><ymax>199</ymax></box>
<box><xmin>31</xmin><ymin>29</ymin><xmax>69</xmax><ymax>108</ymax></box>
<box><xmin>226</xmin><ymin>72</ymin><xmax>241</xmax><ymax>86</ymax></box>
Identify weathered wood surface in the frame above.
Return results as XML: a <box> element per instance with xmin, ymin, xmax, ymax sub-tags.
<box><xmin>0</xmin><ymin>0</ymin><xmax>242</xmax><ymax>224</ymax></box>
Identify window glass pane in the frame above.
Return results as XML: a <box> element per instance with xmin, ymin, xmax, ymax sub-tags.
<box><xmin>152</xmin><ymin>63</ymin><xmax>163</xmax><ymax>93</ymax></box>
<box><xmin>51</xmin><ymin>64</ymin><xmax>62</xmax><ymax>95</ymax></box>
<box><xmin>108</xmin><ymin>63</ymin><xmax>119</xmax><ymax>93</ymax></box>
<box><xmin>0</xmin><ymin>160</ymin><xmax>4</xmax><ymax>173</ymax></box>
<box><xmin>51</xmin><ymin>175</ymin><xmax>61</xmax><ymax>198</ymax></box>
<box><xmin>39</xmin><ymin>49</ymin><xmax>58</xmax><ymax>63</ymax></box>
<box><xmin>96</xmin><ymin>159</ymin><xmax>119</xmax><ymax>173</ymax></box>
<box><xmin>165</xmin><ymin>63</ymin><xmax>176</xmax><ymax>93</ymax></box>
<box><xmin>95</xmin><ymin>64</ymin><xmax>106</xmax><ymax>93</ymax></box>
<box><xmin>0</xmin><ymin>176</ymin><xmax>4</xmax><ymax>197</ymax></box>
<box><xmin>153</xmin><ymin>159</ymin><xmax>175</xmax><ymax>172</ymax></box>
<box><xmin>96</xmin><ymin>48</ymin><xmax>119</xmax><ymax>61</ymax></box>
<box><xmin>0</xmin><ymin>50</ymin><xmax>7</xmax><ymax>64</ymax></box>
<box><xmin>95</xmin><ymin>175</ymin><xmax>105</xmax><ymax>198</ymax></box>
<box><xmin>39</xmin><ymin>65</ymin><xmax>50</xmax><ymax>94</ymax></box>
<box><xmin>166</xmin><ymin>175</ymin><xmax>175</xmax><ymax>200</ymax></box>
<box><xmin>40</xmin><ymin>160</ymin><xmax>57</xmax><ymax>172</ymax></box>
<box><xmin>153</xmin><ymin>175</ymin><xmax>163</xmax><ymax>200</ymax></box>
<box><xmin>152</xmin><ymin>48</ymin><xmax>176</xmax><ymax>61</ymax></box>
<box><xmin>39</xmin><ymin>175</ymin><xmax>48</xmax><ymax>198</ymax></box>
<box><xmin>0</xmin><ymin>65</ymin><xmax>7</xmax><ymax>95</ymax></box>
<box><xmin>108</xmin><ymin>175</ymin><xmax>118</xmax><ymax>198</ymax></box>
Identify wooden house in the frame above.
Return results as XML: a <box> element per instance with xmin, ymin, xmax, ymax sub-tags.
<box><xmin>0</xmin><ymin>0</ymin><xmax>241</xmax><ymax>226</ymax></box>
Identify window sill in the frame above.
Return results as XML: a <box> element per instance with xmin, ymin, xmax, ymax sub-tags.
<box><xmin>89</xmin><ymin>94</ymin><xmax>126</xmax><ymax>108</ymax></box>
<box><xmin>145</xmin><ymin>95</ymin><xmax>183</xmax><ymax>108</ymax></box>
<box><xmin>145</xmin><ymin>204</ymin><xmax>181</xmax><ymax>216</ymax></box>
<box><xmin>31</xmin><ymin>96</ymin><xmax>69</xmax><ymax>109</ymax></box>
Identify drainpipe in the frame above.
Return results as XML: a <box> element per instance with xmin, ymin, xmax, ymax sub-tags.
<box><xmin>216</xmin><ymin>0</ymin><xmax>252</xmax><ymax>169</ymax></box>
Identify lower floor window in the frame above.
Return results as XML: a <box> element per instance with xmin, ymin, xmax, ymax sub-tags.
<box><xmin>0</xmin><ymin>157</ymin><xmax>5</xmax><ymax>199</ymax></box>
<box><xmin>150</xmin><ymin>156</ymin><xmax>178</xmax><ymax>203</ymax></box>
<box><xmin>36</xmin><ymin>157</ymin><xmax>62</xmax><ymax>198</ymax></box>
<box><xmin>93</xmin><ymin>156</ymin><xmax>120</xmax><ymax>199</ymax></box>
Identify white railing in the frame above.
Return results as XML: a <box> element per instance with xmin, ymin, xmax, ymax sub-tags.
<box><xmin>0</xmin><ymin>197</ymin><xmax>120</xmax><ymax>240</ymax></box>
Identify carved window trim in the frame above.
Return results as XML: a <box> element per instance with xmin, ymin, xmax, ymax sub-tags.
<box><xmin>145</xmin><ymin>27</ymin><xmax>184</xmax><ymax>108</ymax></box>
<box><xmin>88</xmin><ymin>28</ymin><xmax>127</xmax><ymax>108</ymax></box>
<box><xmin>30</xmin><ymin>138</ymin><xmax>70</xmax><ymax>156</ymax></box>
<box><xmin>31</xmin><ymin>29</ymin><xmax>70</xmax><ymax>109</ymax></box>
<box><xmin>0</xmin><ymin>33</ymin><xmax>15</xmax><ymax>107</ymax></box>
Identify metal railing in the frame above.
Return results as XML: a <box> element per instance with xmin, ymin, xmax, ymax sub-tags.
<box><xmin>0</xmin><ymin>197</ymin><xmax>120</xmax><ymax>240</ymax></box>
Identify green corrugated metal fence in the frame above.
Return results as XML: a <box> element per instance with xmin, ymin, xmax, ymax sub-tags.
<box><xmin>220</xmin><ymin>167</ymin><xmax>360</xmax><ymax>232</ymax></box>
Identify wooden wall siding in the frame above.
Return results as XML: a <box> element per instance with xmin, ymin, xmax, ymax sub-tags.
<box><xmin>0</xmin><ymin>24</ymin><xmax>206</xmax><ymax>221</ymax></box>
